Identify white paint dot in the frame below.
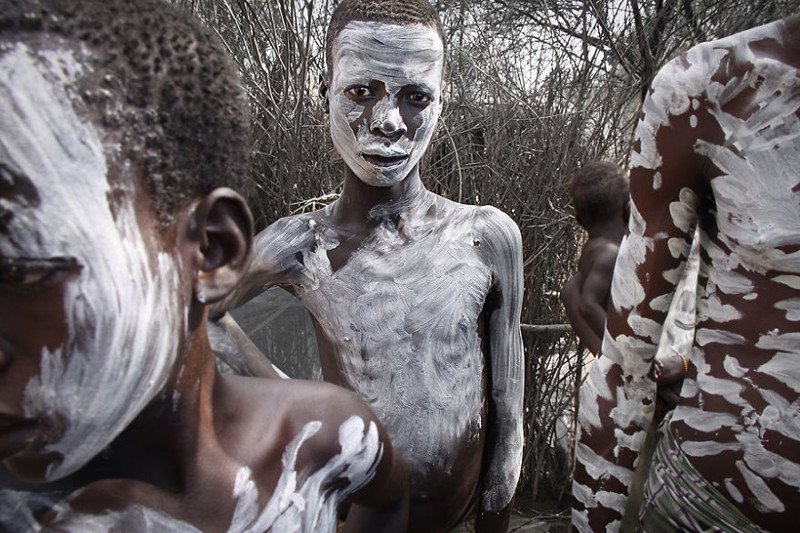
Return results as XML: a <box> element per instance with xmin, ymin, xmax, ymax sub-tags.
<box><xmin>653</xmin><ymin>171</ymin><xmax>662</xmax><ymax>190</ymax></box>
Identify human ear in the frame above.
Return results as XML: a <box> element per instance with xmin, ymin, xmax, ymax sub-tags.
<box><xmin>319</xmin><ymin>71</ymin><xmax>330</xmax><ymax>113</ymax></box>
<box><xmin>190</xmin><ymin>188</ymin><xmax>253</xmax><ymax>304</ymax></box>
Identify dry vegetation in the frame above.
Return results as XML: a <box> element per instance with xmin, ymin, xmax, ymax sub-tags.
<box><xmin>176</xmin><ymin>0</ymin><xmax>800</xmax><ymax>509</ymax></box>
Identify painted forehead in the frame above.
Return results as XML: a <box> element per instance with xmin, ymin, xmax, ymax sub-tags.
<box><xmin>0</xmin><ymin>41</ymin><xmax>118</xmax><ymax>255</ymax></box>
<box><xmin>333</xmin><ymin>21</ymin><xmax>444</xmax><ymax>89</ymax></box>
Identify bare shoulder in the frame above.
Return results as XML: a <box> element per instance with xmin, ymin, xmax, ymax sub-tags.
<box><xmin>216</xmin><ymin>375</ymin><xmax>383</xmax><ymax>474</ymax></box>
<box><xmin>253</xmin><ymin>211</ymin><xmax>317</xmax><ymax>254</ymax></box>
<box><xmin>469</xmin><ymin>205</ymin><xmax>523</xmax><ymax>256</ymax></box>
<box><xmin>649</xmin><ymin>16</ymin><xmax>795</xmax><ymax>109</ymax></box>
<box><xmin>578</xmin><ymin>237</ymin><xmax>620</xmax><ymax>272</ymax></box>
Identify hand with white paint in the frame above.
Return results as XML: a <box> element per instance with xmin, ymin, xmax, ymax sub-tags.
<box><xmin>573</xmin><ymin>14</ymin><xmax>800</xmax><ymax>532</ymax></box>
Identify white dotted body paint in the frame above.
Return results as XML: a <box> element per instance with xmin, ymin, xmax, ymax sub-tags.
<box><xmin>573</xmin><ymin>17</ymin><xmax>800</xmax><ymax>531</ymax></box>
<box><xmin>0</xmin><ymin>43</ymin><xmax>182</xmax><ymax>480</ymax></box>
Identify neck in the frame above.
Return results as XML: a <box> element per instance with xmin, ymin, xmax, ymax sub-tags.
<box><xmin>587</xmin><ymin>217</ymin><xmax>626</xmax><ymax>242</ymax></box>
<box><xmin>332</xmin><ymin>166</ymin><xmax>428</xmax><ymax>230</ymax></box>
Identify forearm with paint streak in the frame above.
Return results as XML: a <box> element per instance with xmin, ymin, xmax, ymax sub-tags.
<box><xmin>477</xmin><ymin>207</ymin><xmax>524</xmax><ymax>516</ymax></box>
<box><xmin>572</xmin><ymin>53</ymin><xmax>708</xmax><ymax>531</ymax></box>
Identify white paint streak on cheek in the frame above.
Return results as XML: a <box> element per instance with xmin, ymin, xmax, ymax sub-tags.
<box><xmin>0</xmin><ymin>44</ymin><xmax>182</xmax><ymax>480</ymax></box>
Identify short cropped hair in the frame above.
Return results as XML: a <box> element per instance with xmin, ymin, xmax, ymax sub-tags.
<box><xmin>569</xmin><ymin>161</ymin><xmax>629</xmax><ymax>228</ymax></box>
<box><xmin>325</xmin><ymin>0</ymin><xmax>445</xmax><ymax>73</ymax></box>
<box><xmin>0</xmin><ymin>0</ymin><xmax>249</xmax><ymax>222</ymax></box>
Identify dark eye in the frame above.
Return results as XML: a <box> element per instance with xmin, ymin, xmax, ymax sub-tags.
<box><xmin>407</xmin><ymin>92</ymin><xmax>433</xmax><ymax>105</ymax></box>
<box><xmin>345</xmin><ymin>86</ymin><xmax>374</xmax><ymax>99</ymax></box>
<box><xmin>0</xmin><ymin>257</ymin><xmax>81</xmax><ymax>292</ymax></box>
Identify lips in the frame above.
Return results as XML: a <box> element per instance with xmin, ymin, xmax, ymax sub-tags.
<box><xmin>361</xmin><ymin>153</ymin><xmax>409</xmax><ymax>168</ymax></box>
<box><xmin>0</xmin><ymin>415</ymin><xmax>38</xmax><ymax>459</ymax></box>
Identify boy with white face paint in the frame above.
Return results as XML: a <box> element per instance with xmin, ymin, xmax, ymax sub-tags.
<box><xmin>212</xmin><ymin>0</ymin><xmax>525</xmax><ymax>531</ymax></box>
<box><xmin>572</xmin><ymin>14</ymin><xmax>800</xmax><ymax>533</ymax></box>
<box><xmin>0</xmin><ymin>1</ymin><xmax>410</xmax><ymax>531</ymax></box>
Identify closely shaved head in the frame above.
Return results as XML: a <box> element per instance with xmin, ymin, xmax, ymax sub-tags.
<box><xmin>569</xmin><ymin>161</ymin><xmax>629</xmax><ymax>228</ymax></box>
<box><xmin>0</xmin><ymin>0</ymin><xmax>249</xmax><ymax>222</ymax></box>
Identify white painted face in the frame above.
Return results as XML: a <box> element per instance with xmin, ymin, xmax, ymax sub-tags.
<box><xmin>0</xmin><ymin>42</ymin><xmax>183</xmax><ymax>481</ymax></box>
<box><xmin>329</xmin><ymin>21</ymin><xmax>444</xmax><ymax>187</ymax></box>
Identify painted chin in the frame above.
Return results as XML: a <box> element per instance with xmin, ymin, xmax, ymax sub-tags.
<box><xmin>355</xmin><ymin>158</ymin><xmax>411</xmax><ymax>187</ymax></box>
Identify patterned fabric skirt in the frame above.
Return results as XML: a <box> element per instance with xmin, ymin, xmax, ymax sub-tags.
<box><xmin>640</xmin><ymin>417</ymin><xmax>765</xmax><ymax>533</ymax></box>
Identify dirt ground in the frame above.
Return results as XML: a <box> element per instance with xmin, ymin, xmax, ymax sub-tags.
<box><xmin>449</xmin><ymin>511</ymin><xmax>570</xmax><ymax>533</ymax></box>
<box><xmin>449</xmin><ymin>494</ymin><xmax>571</xmax><ymax>533</ymax></box>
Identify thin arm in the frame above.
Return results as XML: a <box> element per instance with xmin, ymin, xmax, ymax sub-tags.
<box><xmin>476</xmin><ymin>208</ymin><xmax>525</xmax><ymax>532</ymax></box>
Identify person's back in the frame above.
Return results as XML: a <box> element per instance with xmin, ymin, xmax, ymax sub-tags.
<box><xmin>561</xmin><ymin>162</ymin><xmax>628</xmax><ymax>355</ymax></box>
<box><xmin>660</xmin><ymin>17</ymin><xmax>800</xmax><ymax>530</ymax></box>
<box><xmin>573</xmin><ymin>15</ymin><xmax>800</xmax><ymax>532</ymax></box>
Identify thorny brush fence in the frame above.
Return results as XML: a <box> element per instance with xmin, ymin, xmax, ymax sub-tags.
<box><xmin>177</xmin><ymin>0</ymin><xmax>800</xmax><ymax>509</ymax></box>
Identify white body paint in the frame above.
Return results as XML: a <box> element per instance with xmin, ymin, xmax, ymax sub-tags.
<box><xmin>0</xmin><ymin>43</ymin><xmax>182</xmax><ymax>480</ymax></box>
<box><xmin>227</xmin><ymin>416</ymin><xmax>381</xmax><ymax>532</ymax></box>
<box><xmin>245</xmin><ymin>188</ymin><xmax>524</xmax><ymax>513</ymax></box>
<box><xmin>329</xmin><ymin>22</ymin><xmax>444</xmax><ymax>187</ymax></box>
<box><xmin>3</xmin><ymin>417</ymin><xmax>381</xmax><ymax>532</ymax></box>
<box><xmin>574</xmin><ymin>17</ymin><xmax>800</xmax><ymax>531</ymax></box>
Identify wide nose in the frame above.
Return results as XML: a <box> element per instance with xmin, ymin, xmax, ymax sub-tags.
<box><xmin>370</xmin><ymin>96</ymin><xmax>406</xmax><ymax>137</ymax></box>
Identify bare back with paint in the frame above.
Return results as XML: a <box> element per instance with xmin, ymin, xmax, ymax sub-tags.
<box><xmin>572</xmin><ymin>15</ymin><xmax>800</xmax><ymax>532</ymax></box>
